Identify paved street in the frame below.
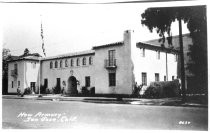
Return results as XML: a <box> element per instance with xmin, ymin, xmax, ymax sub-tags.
<box><xmin>2</xmin><ymin>98</ymin><xmax>208</xmax><ymax>130</ymax></box>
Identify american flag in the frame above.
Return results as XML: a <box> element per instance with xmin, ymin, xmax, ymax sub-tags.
<box><xmin>41</xmin><ymin>17</ymin><xmax>46</xmax><ymax>57</ymax></box>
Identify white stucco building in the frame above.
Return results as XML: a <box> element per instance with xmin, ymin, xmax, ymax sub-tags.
<box><xmin>7</xmin><ymin>30</ymin><xmax>178</xmax><ymax>95</ymax></box>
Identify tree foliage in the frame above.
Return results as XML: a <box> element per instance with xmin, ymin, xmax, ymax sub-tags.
<box><xmin>23</xmin><ymin>48</ymin><xmax>30</xmax><ymax>56</ymax></box>
<box><xmin>2</xmin><ymin>48</ymin><xmax>11</xmax><ymax>94</ymax></box>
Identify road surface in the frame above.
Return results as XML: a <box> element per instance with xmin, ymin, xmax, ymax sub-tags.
<box><xmin>2</xmin><ymin>98</ymin><xmax>208</xmax><ymax>130</ymax></box>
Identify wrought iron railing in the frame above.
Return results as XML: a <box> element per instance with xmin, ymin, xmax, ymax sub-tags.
<box><xmin>104</xmin><ymin>59</ymin><xmax>117</xmax><ymax>68</ymax></box>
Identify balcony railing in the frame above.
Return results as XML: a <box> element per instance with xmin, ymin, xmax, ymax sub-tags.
<box><xmin>105</xmin><ymin>59</ymin><xmax>117</xmax><ymax>69</ymax></box>
<box><xmin>11</xmin><ymin>69</ymin><xmax>18</xmax><ymax>77</ymax></box>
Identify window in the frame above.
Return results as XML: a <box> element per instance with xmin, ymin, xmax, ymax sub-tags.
<box><xmin>32</xmin><ymin>62</ymin><xmax>36</xmax><ymax>68</ymax></box>
<box><xmin>172</xmin><ymin>76</ymin><xmax>175</xmax><ymax>80</ymax></box>
<box><xmin>108</xmin><ymin>50</ymin><xmax>116</xmax><ymax>66</ymax></box>
<box><xmin>14</xmin><ymin>64</ymin><xmax>17</xmax><ymax>70</ymax></box>
<box><xmin>155</xmin><ymin>73</ymin><xmax>160</xmax><ymax>82</ymax></box>
<box><xmin>109</xmin><ymin>73</ymin><xmax>116</xmax><ymax>86</ymax></box>
<box><xmin>82</xmin><ymin>57</ymin><xmax>86</xmax><ymax>65</ymax></box>
<box><xmin>89</xmin><ymin>57</ymin><xmax>93</xmax><ymax>65</ymax></box>
<box><xmin>76</xmin><ymin>58</ymin><xmax>80</xmax><ymax>66</ymax></box>
<box><xmin>60</xmin><ymin>60</ymin><xmax>62</xmax><ymax>68</ymax></box>
<box><xmin>70</xmin><ymin>59</ymin><xmax>74</xmax><ymax>67</ymax></box>
<box><xmin>12</xmin><ymin>81</ymin><xmax>13</xmax><ymax>88</ymax></box>
<box><xmin>156</xmin><ymin>51</ymin><xmax>160</xmax><ymax>59</ymax></box>
<box><xmin>50</xmin><ymin>61</ymin><xmax>53</xmax><ymax>69</ymax></box>
<box><xmin>109</xmin><ymin>50</ymin><xmax>115</xmax><ymax>60</ymax></box>
<box><xmin>55</xmin><ymin>61</ymin><xmax>58</xmax><ymax>68</ymax></box>
<box><xmin>164</xmin><ymin>76</ymin><xmax>166</xmax><ymax>81</ymax></box>
<box><xmin>85</xmin><ymin>76</ymin><xmax>90</xmax><ymax>87</ymax></box>
<box><xmin>56</xmin><ymin>78</ymin><xmax>61</xmax><ymax>88</ymax></box>
<box><xmin>18</xmin><ymin>81</ymin><xmax>20</xmax><ymax>87</ymax></box>
<box><xmin>140</xmin><ymin>48</ymin><xmax>145</xmax><ymax>57</ymax></box>
<box><xmin>142</xmin><ymin>72</ymin><xmax>147</xmax><ymax>85</ymax></box>
<box><xmin>44</xmin><ymin>79</ymin><xmax>48</xmax><ymax>88</ymax></box>
<box><xmin>65</xmin><ymin>59</ymin><xmax>68</xmax><ymax>67</ymax></box>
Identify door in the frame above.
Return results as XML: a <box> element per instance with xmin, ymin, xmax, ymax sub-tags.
<box><xmin>67</xmin><ymin>76</ymin><xmax>78</xmax><ymax>95</ymax></box>
<box><xmin>55</xmin><ymin>78</ymin><xmax>61</xmax><ymax>94</ymax></box>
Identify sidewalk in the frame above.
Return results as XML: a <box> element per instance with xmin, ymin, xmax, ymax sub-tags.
<box><xmin>2</xmin><ymin>94</ymin><xmax>207</xmax><ymax>108</ymax></box>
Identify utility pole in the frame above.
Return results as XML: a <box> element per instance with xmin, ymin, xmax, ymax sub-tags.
<box><xmin>178</xmin><ymin>16</ymin><xmax>186</xmax><ymax>102</ymax></box>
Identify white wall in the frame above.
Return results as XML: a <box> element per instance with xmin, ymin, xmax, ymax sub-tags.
<box><xmin>8</xmin><ymin>60</ymin><xmax>40</xmax><ymax>93</ymax></box>
<box><xmin>24</xmin><ymin>60</ymin><xmax>40</xmax><ymax>92</ymax></box>
<box><xmin>133</xmin><ymin>47</ymin><xmax>178</xmax><ymax>84</ymax></box>
<box><xmin>133</xmin><ymin>48</ymin><xmax>178</xmax><ymax>94</ymax></box>
<box><xmin>8</xmin><ymin>61</ymin><xmax>24</xmax><ymax>93</ymax></box>
<box><xmin>41</xmin><ymin>55</ymin><xmax>95</xmax><ymax>93</ymax></box>
<box><xmin>167</xmin><ymin>53</ymin><xmax>178</xmax><ymax>81</ymax></box>
<box><xmin>94</xmin><ymin>30</ymin><xmax>133</xmax><ymax>94</ymax></box>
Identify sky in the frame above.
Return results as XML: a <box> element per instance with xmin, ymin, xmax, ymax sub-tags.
<box><xmin>2</xmin><ymin>0</ymin><xmax>205</xmax><ymax>57</ymax></box>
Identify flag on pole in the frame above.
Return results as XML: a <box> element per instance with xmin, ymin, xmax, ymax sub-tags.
<box><xmin>41</xmin><ymin>15</ymin><xmax>46</xmax><ymax>57</ymax></box>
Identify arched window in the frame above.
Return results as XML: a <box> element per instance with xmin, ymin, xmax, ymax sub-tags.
<box><xmin>65</xmin><ymin>59</ymin><xmax>68</xmax><ymax>67</ymax></box>
<box><xmin>76</xmin><ymin>58</ymin><xmax>80</xmax><ymax>66</ymax></box>
<box><xmin>60</xmin><ymin>60</ymin><xmax>62</xmax><ymax>68</ymax></box>
<box><xmin>70</xmin><ymin>59</ymin><xmax>74</xmax><ymax>67</ymax></box>
<box><xmin>50</xmin><ymin>61</ymin><xmax>53</xmax><ymax>69</ymax></box>
<box><xmin>82</xmin><ymin>57</ymin><xmax>86</xmax><ymax>65</ymax></box>
<box><xmin>89</xmin><ymin>56</ymin><xmax>93</xmax><ymax>65</ymax></box>
<box><xmin>55</xmin><ymin>61</ymin><xmax>58</xmax><ymax>68</ymax></box>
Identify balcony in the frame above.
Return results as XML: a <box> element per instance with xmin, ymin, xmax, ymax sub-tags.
<box><xmin>11</xmin><ymin>69</ymin><xmax>18</xmax><ymax>77</ymax></box>
<box><xmin>105</xmin><ymin>59</ymin><xmax>117</xmax><ymax>69</ymax></box>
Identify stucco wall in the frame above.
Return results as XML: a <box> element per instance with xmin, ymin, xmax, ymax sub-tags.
<box><xmin>8</xmin><ymin>61</ymin><xmax>24</xmax><ymax>93</ymax></box>
<box><xmin>133</xmin><ymin>48</ymin><xmax>178</xmax><ymax>94</ymax></box>
<box><xmin>167</xmin><ymin>53</ymin><xmax>178</xmax><ymax>81</ymax></box>
<box><xmin>8</xmin><ymin>60</ymin><xmax>40</xmax><ymax>93</ymax></box>
<box><xmin>24</xmin><ymin>61</ymin><xmax>40</xmax><ymax>92</ymax></box>
<box><xmin>134</xmin><ymin>49</ymin><xmax>177</xmax><ymax>84</ymax></box>
<box><xmin>41</xmin><ymin>55</ymin><xmax>95</xmax><ymax>93</ymax></box>
<box><xmin>94</xmin><ymin>31</ymin><xmax>133</xmax><ymax>94</ymax></box>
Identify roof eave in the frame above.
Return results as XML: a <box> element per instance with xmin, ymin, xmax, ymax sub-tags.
<box><xmin>136</xmin><ymin>42</ymin><xmax>179</xmax><ymax>54</ymax></box>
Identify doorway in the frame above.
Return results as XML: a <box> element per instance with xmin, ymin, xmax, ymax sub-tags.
<box><xmin>67</xmin><ymin>76</ymin><xmax>78</xmax><ymax>95</ymax></box>
<box><xmin>30</xmin><ymin>82</ymin><xmax>36</xmax><ymax>93</ymax></box>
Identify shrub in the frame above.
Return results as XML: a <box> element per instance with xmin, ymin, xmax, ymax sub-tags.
<box><xmin>90</xmin><ymin>87</ymin><xmax>95</xmax><ymax>95</ymax></box>
<box><xmin>52</xmin><ymin>85</ymin><xmax>61</xmax><ymax>94</ymax></box>
<box><xmin>17</xmin><ymin>88</ymin><xmax>21</xmax><ymax>95</ymax></box>
<box><xmin>143</xmin><ymin>80</ymin><xmax>180</xmax><ymax>98</ymax></box>
<box><xmin>40</xmin><ymin>85</ymin><xmax>47</xmax><ymax>94</ymax></box>
<box><xmin>61</xmin><ymin>88</ymin><xmax>65</xmax><ymax>94</ymax></box>
<box><xmin>132</xmin><ymin>84</ymin><xmax>143</xmax><ymax>97</ymax></box>
<box><xmin>45</xmin><ymin>88</ymin><xmax>51</xmax><ymax>94</ymax></box>
<box><xmin>81</xmin><ymin>86</ymin><xmax>89</xmax><ymax>95</ymax></box>
<box><xmin>23</xmin><ymin>87</ymin><xmax>32</xmax><ymax>95</ymax></box>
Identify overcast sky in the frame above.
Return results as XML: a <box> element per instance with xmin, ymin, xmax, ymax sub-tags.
<box><xmin>2</xmin><ymin>0</ymin><xmax>204</xmax><ymax>57</ymax></box>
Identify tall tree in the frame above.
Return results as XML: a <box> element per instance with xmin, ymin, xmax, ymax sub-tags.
<box><xmin>2</xmin><ymin>48</ymin><xmax>11</xmax><ymax>94</ymax></box>
<box><xmin>141</xmin><ymin>6</ymin><xmax>207</xmax><ymax>102</ymax></box>
<box><xmin>186</xmin><ymin>6</ymin><xmax>207</xmax><ymax>95</ymax></box>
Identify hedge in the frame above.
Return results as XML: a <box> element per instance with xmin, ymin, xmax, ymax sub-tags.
<box><xmin>143</xmin><ymin>80</ymin><xmax>181</xmax><ymax>98</ymax></box>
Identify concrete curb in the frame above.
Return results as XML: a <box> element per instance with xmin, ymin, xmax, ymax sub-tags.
<box><xmin>2</xmin><ymin>95</ymin><xmax>207</xmax><ymax>108</ymax></box>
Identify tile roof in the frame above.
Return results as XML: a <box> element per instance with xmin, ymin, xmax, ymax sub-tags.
<box><xmin>92</xmin><ymin>41</ymin><xmax>123</xmax><ymax>49</ymax></box>
<box><xmin>41</xmin><ymin>50</ymin><xmax>95</xmax><ymax>61</ymax></box>
<box><xmin>7</xmin><ymin>55</ymin><xmax>41</xmax><ymax>62</ymax></box>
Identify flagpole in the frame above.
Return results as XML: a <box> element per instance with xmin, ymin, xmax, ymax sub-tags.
<box><xmin>39</xmin><ymin>15</ymin><xmax>42</xmax><ymax>96</ymax></box>
<box><xmin>39</xmin><ymin>14</ymin><xmax>46</xmax><ymax>96</ymax></box>
<box><xmin>39</xmin><ymin>58</ymin><xmax>41</xmax><ymax>95</ymax></box>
